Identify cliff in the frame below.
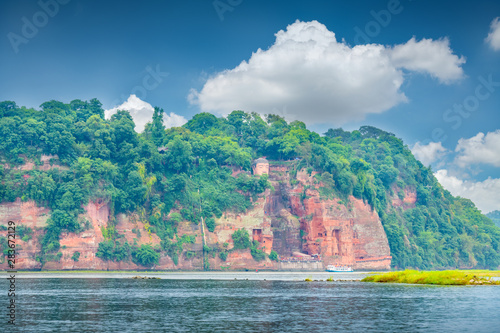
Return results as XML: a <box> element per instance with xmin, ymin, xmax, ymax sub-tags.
<box><xmin>2</xmin><ymin>103</ymin><xmax>498</xmax><ymax>270</ymax></box>
<box><xmin>1</xmin><ymin>165</ymin><xmax>394</xmax><ymax>271</ymax></box>
<box><xmin>275</xmin><ymin>168</ymin><xmax>392</xmax><ymax>270</ymax></box>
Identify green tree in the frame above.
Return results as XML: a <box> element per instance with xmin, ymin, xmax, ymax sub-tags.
<box><xmin>232</xmin><ymin>229</ymin><xmax>251</xmax><ymax>249</ymax></box>
<box><xmin>151</xmin><ymin>106</ymin><xmax>165</xmax><ymax>146</ymax></box>
<box><xmin>71</xmin><ymin>251</ymin><xmax>80</xmax><ymax>262</ymax></box>
<box><xmin>133</xmin><ymin>244</ymin><xmax>160</xmax><ymax>267</ymax></box>
<box><xmin>250</xmin><ymin>240</ymin><xmax>266</xmax><ymax>261</ymax></box>
<box><xmin>269</xmin><ymin>250</ymin><xmax>279</xmax><ymax>261</ymax></box>
<box><xmin>165</xmin><ymin>137</ymin><xmax>193</xmax><ymax>172</ymax></box>
<box><xmin>205</xmin><ymin>217</ymin><xmax>215</xmax><ymax>232</ymax></box>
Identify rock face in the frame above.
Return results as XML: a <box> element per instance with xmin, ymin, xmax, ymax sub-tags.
<box><xmin>0</xmin><ymin>199</ymin><xmax>171</xmax><ymax>271</ymax></box>
<box><xmin>285</xmin><ymin>169</ymin><xmax>392</xmax><ymax>270</ymax></box>
<box><xmin>0</xmin><ymin>199</ymin><xmax>50</xmax><ymax>270</ymax></box>
<box><xmin>211</xmin><ymin>193</ymin><xmax>277</xmax><ymax>270</ymax></box>
<box><xmin>0</xmin><ymin>164</ymin><xmax>393</xmax><ymax>271</ymax></box>
<box><xmin>3</xmin><ymin>155</ymin><xmax>69</xmax><ymax>171</ymax></box>
<box><xmin>391</xmin><ymin>187</ymin><xmax>417</xmax><ymax>208</ymax></box>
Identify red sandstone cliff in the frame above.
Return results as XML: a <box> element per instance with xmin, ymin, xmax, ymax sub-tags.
<box><xmin>0</xmin><ymin>165</ymin><xmax>395</xmax><ymax>271</ymax></box>
<box><xmin>284</xmin><ymin>169</ymin><xmax>392</xmax><ymax>270</ymax></box>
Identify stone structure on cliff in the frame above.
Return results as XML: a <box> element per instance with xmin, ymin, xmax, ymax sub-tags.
<box><xmin>252</xmin><ymin>158</ymin><xmax>269</xmax><ymax>176</ymax></box>
<box><xmin>288</xmin><ymin>169</ymin><xmax>392</xmax><ymax>270</ymax></box>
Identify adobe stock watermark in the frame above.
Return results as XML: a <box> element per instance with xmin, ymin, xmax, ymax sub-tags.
<box><xmin>213</xmin><ymin>0</ymin><xmax>243</xmax><ymax>22</ymax></box>
<box><xmin>7</xmin><ymin>0</ymin><xmax>72</xmax><ymax>54</ymax></box>
<box><xmin>110</xmin><ymin>64</ymin><xmax>169</xmax><ymax>107</ymax></box>
<box><xmin>6</xmin><ymin>221</ymin><xmax>17</xmax><ymax>326</ymax></box>
<box><xmin>354</xmin><ymin>0</ymin><xmax>415</xmax><ymax>44</ymax></box>
<box><xmin>421</xmin><ymin>74</ymin><xmax>500</xmax><ymax>146</ymax></box>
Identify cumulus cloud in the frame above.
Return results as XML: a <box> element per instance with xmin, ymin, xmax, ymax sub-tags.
<box><xmin>486</xmin><ymin>17</ymin><xmax>500</xmax><ymax>51</ymax></box>
<box><xmin>188</xmin><ymin>20</ymin><xmax>465</xmax><ymax>124</ymax></box>
<box><xmin>105</xmin><ymin>94</ymin><xmax>154</xmax><ymax>132</ymax></box>
<box><xmin>435</xmin><ymin>169</ymin><xmax>500</xmax><ymax>214</ymax></box>
<box><xmin>411</xmin><ymin>141</ymin><xmax>448</xmax><ymax>166</ymax></box>
<box><xmin>389</xmin><ymin>37</ymin><xmax>466</xmax><ymax>84</ymax></box>
<box><xmin>164</xmin><ymin>111</ymin><xmax>188</xmax><ymax>128</ymax></box>
<box><xmin>105</xmin><ymin>94</ymin><xmax>187</xmax><ymax>132</ymax></box>
<box><xmin>455</xmin><ymin>130</ymin><xmax>500</xmax><ymax>167</ymax></box>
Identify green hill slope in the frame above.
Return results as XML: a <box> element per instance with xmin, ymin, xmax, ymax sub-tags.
<box><xmin>1</xmin><ymin>99</ymin><xmax>499</xmax><ymax>269</ymax></box>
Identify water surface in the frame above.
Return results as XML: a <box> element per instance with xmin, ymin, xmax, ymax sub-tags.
<box><xmin>3</xmin><ymin>272</ymin><xmax>499</xmax><ymax>332</ymax></box>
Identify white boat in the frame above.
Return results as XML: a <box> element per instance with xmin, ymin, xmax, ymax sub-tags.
<box><xmin>326</xmin><ymin>265</ymin><xmax>353</xmax><ymax>272</ymax></box>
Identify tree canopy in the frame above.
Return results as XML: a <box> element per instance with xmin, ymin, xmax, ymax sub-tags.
<box><xmin>1</xmin><ymin>98</ymin><xmax>499</xmax><ymax>269</ymax></box>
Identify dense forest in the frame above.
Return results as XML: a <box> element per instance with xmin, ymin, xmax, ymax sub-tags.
<box><xmin>1</xmin><ymin>99</ymin><xmax>499</xmax><ymax>269</ymax></box>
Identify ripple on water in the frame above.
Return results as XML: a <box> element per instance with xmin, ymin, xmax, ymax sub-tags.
<box><xmin>2</xmin><ymin>277</ymin><xmax>500</xmax><ymax>332</ymax></box>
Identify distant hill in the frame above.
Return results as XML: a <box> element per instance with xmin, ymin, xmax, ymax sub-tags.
<box><xmin>1</xmin><ymin>99</ymin><xmax>500</xmax><ymax>270</ymax></box>
<box><xmin>487</xmin><ymin>211</ymin><xmax>500</xmax><ymax>228</ymax></box>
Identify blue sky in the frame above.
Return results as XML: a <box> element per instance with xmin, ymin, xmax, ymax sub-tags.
<box><xmin>1</xmin><ymin>0</ymin><xmax>500</xmax><ymax>213</ymax></box>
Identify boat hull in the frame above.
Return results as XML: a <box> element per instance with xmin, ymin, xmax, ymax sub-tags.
<box><xmin>326</xmin><ymin>269</ymin><xmax>353</xmax><ymax>272</ymax></box>
<box><xmin>326</xmin><ymin>265</ymin><xmax>353</xmax><ymax>272</ymax></box>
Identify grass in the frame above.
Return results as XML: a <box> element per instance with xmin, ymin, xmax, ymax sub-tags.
<box><xmin>459</xmin><ymin>270</ymin><xmax>500</xmax><ymax>277</ymax></box>
<box><xmin>362</xmin><ymin>270</ymin><xmax>500</xmax><ymax>286</ymax></box>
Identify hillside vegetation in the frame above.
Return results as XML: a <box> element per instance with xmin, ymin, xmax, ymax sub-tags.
<box><xmin>1</xmin><ymin>99</ymin><xmax>499</xmax><ymax>269</ymax></box>
<box><xmin>487</xmin><ymin>211</ymin><xmax>500</xmax><ymax>228</ymax></box>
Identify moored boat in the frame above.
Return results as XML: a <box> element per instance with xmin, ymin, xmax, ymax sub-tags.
<box><xmin>326</xmin><ymin>264</ymin><xmax>353</xmax><ymax>272</ymax></box>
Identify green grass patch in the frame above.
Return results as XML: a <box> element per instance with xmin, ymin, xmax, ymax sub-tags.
<box><xmin>459</xmin><ymin>270</ymin><xmax>500</xmax><ymax>277</ymax></box>
<box><xmin>362</xmin><ymin>270</ymin><xmax>500</xmax><ymax>285</ymax></box>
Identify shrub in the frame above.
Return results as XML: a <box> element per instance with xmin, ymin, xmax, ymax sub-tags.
<box><xmin>269</xmin><ymin>250</ymin><xmax>279</xmax><ymax>262</ymax></box>
<box><xmin>219</xmin><ymin>252</ymin><xmax>228</xmax><ymax>261</ymax></box>
<box><xmin>250</xmin><ymin>240</ymin><xmax>266</xmax><ymax>261</ymax></box>
<box><xmin>205</xmin><ymin>217</ymin><xmax>215</xmax><ymax>232</ymax></box>
<box><xmin>169</xmin><ymin>212</ymin><xmax>183</xmax><ymax>224</ymax></box>
<box><xmin>71</xmin><ymin>251</ymin><xmax>80</xmax><ymax>262</ymax></box>
<box><xmin>96</xmin><ymin>240</ymin><xmax>114</xmax><ymax>261</ymax></box>
<box><xmin>96</xmin><ymin>240</ymin><xmax>131</xmax><ymax>262</ymax></box>
<box><xmin>133</xmin><ymin>244</ymin><xmax>160</xmax><ymax>267</ymax></box>
<box><xmin>232</xmin><ymin>229</ymin><xmax>251</xmax><ymax>249</ymax></box>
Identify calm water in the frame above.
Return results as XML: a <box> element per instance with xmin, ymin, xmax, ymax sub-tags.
<box><xmin>4</xmin><ymin>272</ymin><xmax>500</xmax><ymax>332</ymax></box>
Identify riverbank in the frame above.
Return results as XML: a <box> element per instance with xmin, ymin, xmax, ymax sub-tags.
<box><xmin>3</xmin><ymin>270</ymin><xmax>371</xmax><ymax>281</ymax></box>
<box><xmin>362</xmin><ymin>270</ymin><xmax>500</xmax><ymax>285</ymax></box>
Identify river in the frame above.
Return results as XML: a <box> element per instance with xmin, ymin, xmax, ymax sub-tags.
<box><xmin>3</xmin><ymin>272</ymin><xmax>500</xmax><ymax>332</ymax></box>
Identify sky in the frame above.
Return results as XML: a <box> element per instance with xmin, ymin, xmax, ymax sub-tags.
<box><xmin>1</xmin><ymin>0</ymin><xmax>500</xmax><ymax>213</ymax></box>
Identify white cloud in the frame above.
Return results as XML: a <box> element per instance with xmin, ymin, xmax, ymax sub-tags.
<box><xmin>164</xmin><ymin>112</ymin><xmax>187</xmax><ymax>128</ymax></box>
<box><xmin>411</xmin><ymin>141</ymin><xmax>448</xmax><ymax>166</ymax></box>
<box><xmin>105</xmin><ymin>94</ymin><xmax>154</xmax><ymax>132</ymax></box>
<box><xmin>188</xmin><ymin>20</ymin><xmax>465</xmax><ymax>124</ymax></box>
<box><xmin>486</xmin><ymin>17</ymin><xmax>500</xmax><ymax>51</ymax></box>
<box><xmin>389</xmin><ymin>37</ymin><xmax>466</xmax><ymax>84</ymax></box>
<box><xmin>435</xmin><ymin>169</ymin><xmax>500</xmax><ymax>214</ymax></box>
<box><xmin>455</xmin><ymin>130</ymin><xmax>500</xmax><ymax>167</ymax></box>
<box><xmin>105</xmin><ymin>94</ymin><xmax>187</xmax><ymax>132</ymax></box>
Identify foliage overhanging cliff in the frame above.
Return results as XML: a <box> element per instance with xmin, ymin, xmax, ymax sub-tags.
<box><xmin>1</xmin><ymin>99</ymin><xmax>499</xmax><ymax>269</ymax></box>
